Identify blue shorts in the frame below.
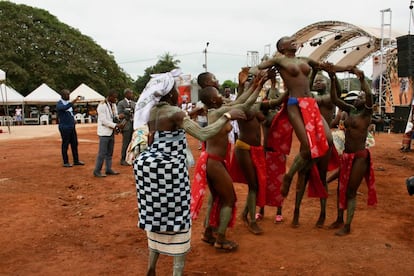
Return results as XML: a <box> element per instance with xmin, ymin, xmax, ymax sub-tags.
<box><xmin>287</xmin><ymin>97</ymin><xmax>299</xmax><ymax>106</ymax></box>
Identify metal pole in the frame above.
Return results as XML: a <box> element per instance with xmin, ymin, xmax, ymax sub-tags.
<box><xmin>379</xmin><ymin>8</ymin><xmax>391</xmax><ymax>115</ymax></box>
<box><xmin>204</xmin><ymin>42</ymin><xmax>209</xmax><ymax>72</ymax></box>
<box><xmin>409</xmin><ymin>1</ymin><xmax>414</xmax><ymax>34</ymax></box>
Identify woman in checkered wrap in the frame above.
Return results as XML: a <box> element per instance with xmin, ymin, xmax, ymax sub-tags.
<box><xmin>133</xmin><ymin>69</ymin><xmax>246</xmax><ymax>276</ymax></box>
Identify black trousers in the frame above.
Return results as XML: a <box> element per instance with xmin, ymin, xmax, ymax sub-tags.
<box><xmin>121</xmin><ymin>123</ymin><xmax>133</xmax><ymax>161</ymax></box>
<box><xmin>59</xmin><ymin>126</ymin><xmax>79</xmax><ymax>164</ymax></box>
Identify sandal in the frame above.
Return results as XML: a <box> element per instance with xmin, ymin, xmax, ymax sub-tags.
<box><xmin>274</xmin><ymin>215</ymin><xmax>283</xmax><ymax>223</ymax></box>
<box><xmin>255</xmin><ymin>213</ymin><xmax>263</xmax><ymax>221</ymax></box>
<box><xmin>214</xmin><ymin>239</ymin><xmax>238</xmax><ymax>252</ymax></box>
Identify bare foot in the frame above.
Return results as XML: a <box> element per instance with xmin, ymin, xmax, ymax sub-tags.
<box><xmin>292</xmin><ymin>211</ymin><xmax>300</xmax><ymax>228</ymax></box>
<box><xmin>247</xmin><ymin>221</ymin><xmax>263</xmax><ymax>235</ymax></box>
<box><xmin>201</xmin><ymin>228</ymin><xmax>216</xmax><ymax>245</ymax></box>
<box><xmin>328</xmin><ymin>220</ymin><xmax>344</xmax><ymax>229</ymax></box>
<box><xmin>315</xmin><ymin>213</ymin><xmax>326</xmax><ymax>228</ymax></box>
<box><xmin>335</xmin><ymin>224</ymin><xmax>350</xmax><ymax>236</ymax></box>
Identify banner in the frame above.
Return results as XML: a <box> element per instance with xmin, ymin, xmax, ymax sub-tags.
<box><xmin>177</xmin><ymin>74</ymin><xmax>192</xmax><ymax>104</ymax></box>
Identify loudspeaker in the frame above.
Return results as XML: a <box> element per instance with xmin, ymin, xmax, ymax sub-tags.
<box><xmin>394</xmin><ymin>105</ymin><xmax>411</xmax><ymax>120</ymax></box>
<box><xmin>392</xmin><ymin>105</ymin><xmax>411</xmax><ymax>133</ymax></box>
<box><xmin>392</xmin><ymin>119</ymin><xmax>407</xmax><ymax>133</ymax></box>
<box><xmin>397</xmin><ymin>35</ymin><xmax>414</xmax><ymax>77</ymax></box>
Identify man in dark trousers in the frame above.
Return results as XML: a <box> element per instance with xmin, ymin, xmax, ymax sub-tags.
<box><xmin>117</xmin><ymin>88</ymin><xmax>136</xmax><ymax>166</ymax></box>
<box><xmin>56</xmin><ymin>89</ymin><xmax>85</xmax><ymax>167</ymax></box>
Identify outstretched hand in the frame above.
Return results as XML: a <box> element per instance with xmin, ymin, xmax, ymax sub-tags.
<box><xmin>254</xmin><ymin>68</ymin><xmax>276</xmax><ymax>86</ymax></box>
<box><xmin>238</xmin><ymin>67</ymin><xmax>251</xmax><ymax>86</ymax></box>
<box><xmin>321</xmin><ymin>61</ymin><xmax>334</xmax><ymax>73</ymax></box>
<box><xmin>351</xmin><ymin>67</ymin><xmax>364</xmax><ymax>80</ymax></box>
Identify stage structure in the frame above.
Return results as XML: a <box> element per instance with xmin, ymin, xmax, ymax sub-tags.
<box><xmin>290</xmin><ymin>20</ymin><xmax>401</xmax><ymax>115</ymax></box>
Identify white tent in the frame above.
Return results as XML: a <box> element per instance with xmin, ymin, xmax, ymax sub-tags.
<box><xmin>24</xmin><ymin>83</ymin><xmax>60</xmax><ymax>104</ymax></box>
<box><xmin>70</xmin><ymin>83</ymin><xmax>104</xmax><ymax>103</ymax></box>
<box><xmin>0</xmin><ymin>69</ymin><xmax>5</xmax><ymax>82</ymax></box>
<box><xmin>0</xmin><ymin>83</ymin><xmax>24</xmax><ymax>105</ymax></box>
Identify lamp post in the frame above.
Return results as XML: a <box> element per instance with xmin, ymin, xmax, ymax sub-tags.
<box><xmin>203</xmin><ymin>42</ymin><xmax>209</xmax><ymax>72</ymax></box>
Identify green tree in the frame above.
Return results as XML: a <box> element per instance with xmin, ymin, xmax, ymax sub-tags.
<box><xmin>221</xmin><ymin>80</ymin><xmax>238</xmax><ymax>91</ymax></box>
<box><xmin>0</xmin><ymin>2</ymin><xmax>132</xmax><ymax>96</ymax></box>
<box><xmin>133</xmin><ymin>53</ymin><xmax>180</xmax><ymax>94</ymax></box>
<box><xmin>338</xmin><ymin>77</ymin><xmax>372</xmax><ymax>92</ymax></box>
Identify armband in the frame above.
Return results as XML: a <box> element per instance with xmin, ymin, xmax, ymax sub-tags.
<box><xmin>223</xmin><ymin>112</ymin><xmax>231</xmax><ymax>120</ymax></box>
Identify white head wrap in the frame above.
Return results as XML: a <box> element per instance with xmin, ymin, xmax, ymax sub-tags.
<box><xmin>133</xmin><ymin>68</ymin><xmax>182</xmax><ymax>129</ymax></box>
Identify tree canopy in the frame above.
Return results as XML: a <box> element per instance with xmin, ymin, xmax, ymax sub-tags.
<box><xmin>0</xmin><ymin>2</ymin><xmax>133</xmax><ymax>96</ymax></box>
<box><xmin>133</xmin><ymin>53</ymin><xmax>180</xmax><ymax>94</ymax></box>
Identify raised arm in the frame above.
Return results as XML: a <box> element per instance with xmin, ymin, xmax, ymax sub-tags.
<box><xmin>354</xmin><ymin>68</ymin><xmax>373</xmax><ymax>111</ymax></box>
<box><xmin>178</xmin><ymin>109</ymin><xmax>246</xmax><ymax>141</ymax></box>
<box><xmin>267</xmin><ymin>76</ymin><xmax>280</xmax><ymax>99</ymax></box>
<box><xmin>309</xmin><ymin>69</ymin><xmax>318</xmax><ymax>91</ymax></box>
<box><xmin>257</xmin><ymin>56</ymin><xmax>283</xmax><ymax>70</ymax></box>
<box><xmin>261</xmin><ymin>91</ymin><xmax>288</xmax><ymax>111</ymax></box>
<box><xmin>328</xmin><ymin>72</ymin><xmax>352</xmax><ymax>113</ymax></box>
<box><xmin>235</xmin><ymin>70</ymin><xmax>274</xmax><ymax>112</ymax></box>
<box><xmin>319</xmin><ymin>61</ymin><xmax>354</xmax><ymax>73</ymax></box>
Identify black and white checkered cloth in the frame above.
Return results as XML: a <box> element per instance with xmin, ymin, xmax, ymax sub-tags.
<box><xmin>134</xmin><ymin>129</ymin><xmax>191</xmax><ymax>232</ymax></box>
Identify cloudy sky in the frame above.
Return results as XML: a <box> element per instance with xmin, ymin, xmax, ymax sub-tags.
<box><xmin>10</xmin><ymin>0</ymin><xmax>412</xmax><ymax>83</ymax></box>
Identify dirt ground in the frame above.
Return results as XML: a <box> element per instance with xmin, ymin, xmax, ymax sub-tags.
<box><xmin>0</xmin><ymin>124</ymin><xmax>413</xmax><ymax>276</ymax></box>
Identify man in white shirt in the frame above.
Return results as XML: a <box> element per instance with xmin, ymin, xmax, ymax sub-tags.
<box><xmin>15</xmin><ymin>106</ymin><xmax>23</xmax><ymax>125</ymax></box>
<box><xmin>93</xmin><ymin>90</ymin><xmax>124</xmax><ymax>177</ymax></box>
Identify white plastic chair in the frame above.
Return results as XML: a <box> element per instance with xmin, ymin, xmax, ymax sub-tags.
<box><xmin>74</xmin><ymin>113</ymin><xmax>84</xmax><ymax>124</ymax></box>
<box><xmin>83</xmin><ymin>113</ymin><xmax>92</xmax><ymax>123</ymax></box>
<box><xmin>40</xmin><ymin>114</ymin><xmax>49</xmax><ymax>125</ymax></box>
<box><xmin>3</xmin><ymin>116</ymin><xmax>14</xmax><ymax>126</ymax></box>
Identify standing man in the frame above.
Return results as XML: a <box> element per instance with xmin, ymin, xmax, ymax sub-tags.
<box><xmin>117</xmin><ymin>88</ymin><xmax>136</xmax><ymax>166</ymax></box>
<box><xmin>14</xmin><ymin>105</ymin><xmax>23</xmax><ymax>125</ymax></box>
<box><xmin>93</xmin><ymin>90</ymin><xmax>124</xmax><ymax>177</ymax></box>
<box><xmin>328</xmin><ymin>69</ymin><xmax>377</xmax><ymax>236</ymax></box>
<box><xmin>56</xmin><ymin>89</ymin><xmax>84</xmax><ymax>167</ymax></box>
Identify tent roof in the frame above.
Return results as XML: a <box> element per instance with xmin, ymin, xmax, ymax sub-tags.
<box><xmin>70</xmin><ymin>83</ymin><xmax>104</xmax><ymax>103</ymax></box>
<box><xmin>0</xmin><ymin>83</ymin><xmax>24</xmax><ymax>105</ymax></box>
<box><xmin>0</xmin><ymin>69</ymin><xmax>5</xmax><ymax>81</ymax></box>
<box><xmin>24</xmin><ymin>83</ymin><xmax>60</xmax><ymax>104</ymax></box>
<box><xmin>291</xmin><ymin>20</ymin><xmax>403</xmax><ymax>67</ymax></box>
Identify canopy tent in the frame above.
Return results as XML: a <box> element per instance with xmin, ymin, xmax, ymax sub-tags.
<box><xmin>24</xmin><ymin>83</ymin><xmax>60</xmax><ymax>104</ymax></box>
<box><xmin>0</xmin><ymin>69</ymin><xmax>5</xmax><ymax>82</ymax></box>
<box><xmin>0</xmin><ymin>83</ymin><xmax>24</xmax><ymax>105</ymax></box>
<box><xmin>70</xmin><ymin>83</ymin><xmax>104</xmax><ymax>103</ymax></box>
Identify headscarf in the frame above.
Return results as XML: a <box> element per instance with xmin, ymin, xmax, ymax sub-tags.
<box><xmin>133</xmin><ymin>68</ymin><xmax>182</xmax><ymax>129</ymax></box>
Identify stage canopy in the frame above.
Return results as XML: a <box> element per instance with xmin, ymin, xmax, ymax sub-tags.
<box><xmin>291</xmin><ymin>20</ymin><xmax>403</xmax><ymax>67</ymax></box>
